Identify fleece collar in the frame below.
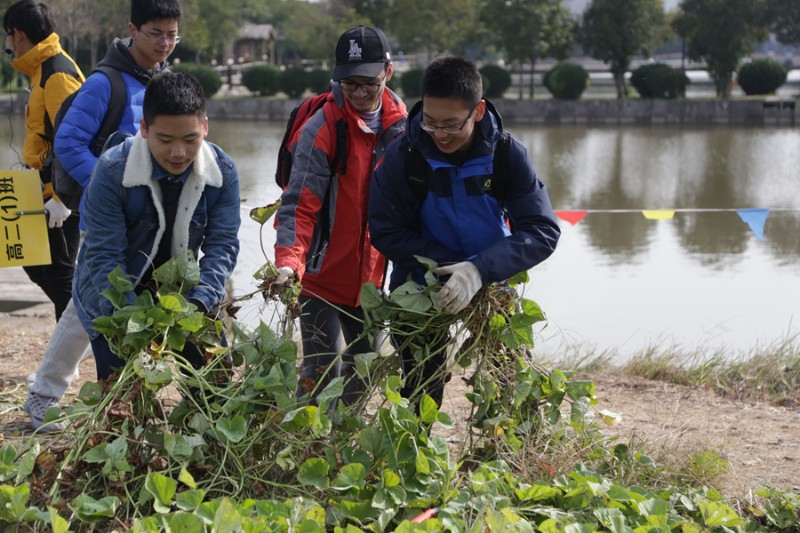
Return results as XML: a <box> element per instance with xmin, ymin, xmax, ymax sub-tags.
<box><xmin>122</xmin><ymin>132</ymin><xmax>221</xmax><ymax>265</ymax></box>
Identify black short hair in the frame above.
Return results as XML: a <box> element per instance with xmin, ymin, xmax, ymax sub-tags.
<box><xmin>130</xmin><ymin>0</ymin><xmax>182</xmax><ymax>28</ymax></box>
<box><xmin>420</xmin><ymin>56</ymin><xmax>483</xmax><ymax>108</ymax></box>
<box><xmin>143</xmin><ymin>71</ymin><xmax>205</xmax><ymax>125</ymax></box>
<box><xmin>3</xmin><ymin>0</ymin><xmax>55</xmax><ymax>44</ymax></box>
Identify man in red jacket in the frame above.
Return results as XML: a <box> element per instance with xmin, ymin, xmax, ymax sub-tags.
<box><xmin>274</xmin><ymin>25</ymin><xmax>406</xmax><ymax>406</ymax></box>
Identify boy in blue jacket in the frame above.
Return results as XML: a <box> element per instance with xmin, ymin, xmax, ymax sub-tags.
<box><xmin>368</xmin><ymin>56</ymin><xmax>560</xmax><ymax>406</ymax></box>
<box><xmin>73</xmin><ymin>71</ymin><xmax>240</xmax><ymax>380</ymax></box>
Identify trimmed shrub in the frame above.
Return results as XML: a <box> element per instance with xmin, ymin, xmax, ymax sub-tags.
<box><xmin>170</xmin><ymin>62</ymin><xmax>222</xmax><ymax>97</ymax></box>
<box><xmin>399</xmin><ymin>68</ymin><xmax>424</xmax><ymax>100</ymax></box>
<box><xmin>737</xmin><ymin>59</ymin><xmax>788</xmax><ymax>96</ymax></box>
<box><xmin>480</xmin><ymin>64</ymin><xmax>512</xmax><ymax>98</ymax></box>
<box><xmin>279</xmin><ymin>66</ymin><xmax>309</xmax><ymax>98</ymax></box>
<box><xmin>241</xmin><ymin>64</ymin><xmax>280</xmax><ymax>96</ymax></box>
<box><xmin>543</xmin><ymin>62</ymin><xmax>589</xmax><ymax>100</ymax></box>
<box><xmin>630</xmin><ymin>63</ymin><xmax>689</xmax><ymax>99</ymax></box>
<box><xmin>307</xmin><ymin>68</ymin><xmax>332</xmax><ymax>94</ymax></box>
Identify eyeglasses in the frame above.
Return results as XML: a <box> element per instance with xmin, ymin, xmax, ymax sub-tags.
<box><xmin>339</xmin><ymin>73</ymin><xmax>386</xmax><ymax>94</ymax></box>
<box><xmin>141</xmin><ymin>29</ymin><xmax>181</xmax><ymax>44</ymax></box>
<box><xmin>420</xmin><ymin>105</ymin><xmax>477</xmax><ymax>135</ymax></box>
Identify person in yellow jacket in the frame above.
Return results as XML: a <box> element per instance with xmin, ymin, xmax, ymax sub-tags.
<box><xmin>3</xmin><ymin>0</ymin><xmax>84</xmax><ymax>321</ymax></box>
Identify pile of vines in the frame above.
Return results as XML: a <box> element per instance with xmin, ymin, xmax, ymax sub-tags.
<box><xmin>0</xmin><ymin>205</ymin><xmax>797</xmax><ymax>531</ymax></box>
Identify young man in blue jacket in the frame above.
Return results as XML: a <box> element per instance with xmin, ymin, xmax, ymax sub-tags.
<box><xmin>368</xmin><ymin>56</ymin><xmax>561</xmax><ymax>407</ymax></box>
<box><xmin>25</xmin><ymin>0</ymin><xmax>182</xmax><ymax>431</ymax></box>
<box><xmin>73</xmin><ymin>71</ymin><xmax>240</xmax><ymax>380</ymax></box>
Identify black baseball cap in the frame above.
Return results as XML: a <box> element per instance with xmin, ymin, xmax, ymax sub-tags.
<box><xmin>333</xmin><ymin>25</ymin><xmax>391</xmax><ymax>82</ymax></box>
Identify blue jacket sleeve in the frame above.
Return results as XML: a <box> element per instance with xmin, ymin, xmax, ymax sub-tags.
<box><xmin>369</xmin><ymin>137</ymin><xmax>464</xmax><ymax>272</ymax></box>
<box><xmin>80</xmin><ymin>157</ymin><xmax>135</xmax><ymax>319</ymax></box>
<box><xmin>186</xmin><ymin>147</ymin><xmax>241</xmax><ymax>313</ymax></box>
<box><xmin>470</xmin><ymin>137</ymin><xmax>560</xmax><ymax>283</ymax></box>
<box><xmin>54</xmin><ymin>73</ymin><xmax>112</xmax><ymax>188</ymax></box>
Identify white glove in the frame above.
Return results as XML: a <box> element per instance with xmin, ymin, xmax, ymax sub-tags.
<box><xmin>44</xmin><ymin>198</ymin><xmax>71</xmax><ymax>229</ymax></box>
<box><xmin>275</xmin><ymin>266</ymin><xmax>296</xmax><ymax>286</ymax></box>
<box><xmin>434</xmin><ymin>261</ymin><xmax>482</xmax><ymax>314</ymax></box>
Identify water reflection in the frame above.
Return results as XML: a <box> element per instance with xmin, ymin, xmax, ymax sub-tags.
<box><xmin>1</xmin><ymin>115</ymin><xmax>796</xmax><ymax>357</ymax></box>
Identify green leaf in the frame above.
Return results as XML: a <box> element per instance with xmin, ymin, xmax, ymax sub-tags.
<box><xmin>166</xmin><ymin>511</ymin><xmax>204</xmax><ymax>532</ymax></box>
<box><xmin>413</xmin><ymin>255</ymin><xmax>438</xmax><ymax>271</ymax></box>
<box><xmin>215</xmin><ymin>415</ymin><xmax>248</xmax><ymax>443</ymax></box>
<box><xmin>175</xmin><ymin>489</ymin><xmax>206</xmax><ymax>511</ymax></box>
<box><xmin>145</xmin><ymin>472</ymin><xmax>178</xmax><ymax>514</ymax></box>
<box><xmin>0</xmin><ymin>483</ymin><xmax>30</xmax><ymax>522</ymax></box>
<box><xmin>515</xmin><ymin>484</ymin><xmax>561</xmax><ymax>502</ymax></box>
<box><xmin>153</xmin><ymin>251</ymin><xmax>200</xmax><ymax>291</ymax></box>
<box><xmin>166</xmin><ymin>327</ymin><xmax>187</xmax><ymax>351</ymax></box>
<box><xmin>698</xmin><ymin>500</ymin><xmax>742</xmax><ymax>528</ymax></box>
<box><xmin>249</xmin><ymin>200</ymin><xmax>281</xmax><ymax>225</ymax></box>
<box><xmin>566</xmin><ymin>380</ymin><xmax>596</xmax><ymax>401</ymax></box>
<box><xmin>211</xmin><ymin>497</ymin><xmax>242</xmax><ymax>533</ymax></box>
<box><xmin>359</xmin><ymin>282</ymin><xmax>384</xmax><ymax>313</ymax></box>
<box><xmin>159</xmin><ymin>293</ymin><xmax>190</xmax><ymax>312</ymax></box>
<box><xmin>70</xmin><ymin>494</ymin><xmax>120</xmax><ymax>523</ymax></box>
<box><xmin>48</xmin><ymin>506</ymin><xmax>70</xmax><ymax>533</ymax></box>
<box><xmin>331</xmin><ymin>463</ymin><xmax>366</xmax><ymax>491</ymax></box>
<box><xmin>386</xmin><ymin>375</ymin><xmax>408</xmax><ymax>407</ymax></box>
<box><xmin>282</xmin><ymin>406</ymin><xmax>318</xmax><ymax>429</ymax></box>
<box><xmin>391</xmin><ymin>281</ymin><xmax>432</xmax><ymax>312</ymax></box>
<box><xmin>298</xmin><ymin>458</ymin><xmax>330</xmax><ymax>490</ymax></box>
<box><xmin>15</xmin><ymin>442</ymin><xmax>39</xmax><ymax>484</ymax></box>
<box><xmin>164</xmin><ymin>433</ymin><xmax>194</xmax><ymax>463</ymax></box>
<box><xmin>77</xmin><ymin>382</ymin><xmax>103</xmax><ymax>404</ymax></box>
<box><xmin>418</xmin><ymin>394</ymin><xmax>439</xmax><ymax>424</ymax></box>
<box><xmin>316</xmin><ymin>377</ymin><xmax>344</xmax><ymax>403</ymax></box>
<box><xmin>177</xmin><ymin>312</ymin><xmax>205</xmax><ymax>333</ymax></box>
<box><xmin>108</xmin><ymin>266</ymin><xmax>135</xmax><ymax>293</ymax></box>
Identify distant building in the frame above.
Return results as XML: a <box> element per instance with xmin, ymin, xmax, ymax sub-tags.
<box><xmin>232</xmin><ymin>23</ymin><xmax>277</xmax><ymax>64</ymax></box>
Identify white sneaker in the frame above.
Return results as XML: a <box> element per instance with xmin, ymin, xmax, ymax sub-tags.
<box><xmin>23</xmin><ymin>392</ymin><xmax>66</xmax><ymax>433</ymax></box>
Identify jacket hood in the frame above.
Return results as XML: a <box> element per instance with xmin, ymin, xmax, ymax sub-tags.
<box><xmin>97</xmin><ymin>37</ymin><xmax>166</xmax><ymax>83</ymax></box>
<box><xmin>12</xmin><ymin>33</ymin><xmax>61</xmax><ymax>77</ymax></box>
<box><xmin>407</xmin><ymin>98</ymin><xmax>504</xmax><ymax>161</ymax></box>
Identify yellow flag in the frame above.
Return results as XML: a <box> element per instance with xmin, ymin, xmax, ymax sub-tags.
<box><xmin>0</xmin><ymin>169</ymin><xmax>51</xmax><ymax>267</ymax></box>
<box><xmin>641</xmin><ymin>210</ymin><xmax>675</xmax><ymax>220</ymax></box>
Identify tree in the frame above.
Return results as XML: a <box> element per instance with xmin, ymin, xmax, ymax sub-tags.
<box><xmin>579</xmin><ymin>0</ymin><xmax>665</xmax><ymax>99</ymax></box>
<box><xmin>766</xmin><ymin>0</ymin><xmax>800</xmax><ymax>45</ymax></box>
<box><xmin>387</xmin><ymin>0</ymin><xmax>480</xmax><ymax>63</ymax></box>
<box><xmin>676</xmin><ymin>0</ymin><xmax>770</xmax><ymax>99</ymax></box>
<box><xmin>482</xmin><ymin>0</ymin><xmax>576</xmax><ymax>99</ymax></box>
<box><xmin>282</xmin><ymin>2</ymin><xmax>369</xmax><ymax>64</ymax></box>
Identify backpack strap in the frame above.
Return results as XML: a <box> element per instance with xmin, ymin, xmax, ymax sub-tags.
<box><xmin>314</xmin><ymin>102</ymin><xmax>349</xmax><ymax>250</ymax></box>
<box><xmin>90</xmin><ymin>66</ymin><xmax>127</xmax><ymax>156</ymax></box>
<box><xmin>40</xmin><ymin>53</ymin><xmax>83</xmax><ymax>139</ymax></box>
<box><xmin>489</xmin><ymin>131</ymin><xmax>511</xmax><ymax>205</ymax></box>
<box><xmin>404</xmin><ymin>139</ymin><xmax>429</xmax><ymax>202</ymax></box>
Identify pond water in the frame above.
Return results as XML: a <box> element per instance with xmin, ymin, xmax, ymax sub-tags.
<box><xmin>3</xmin><ymin>115</ymin><xmax>798</xmax><ymax>360</ymax></box>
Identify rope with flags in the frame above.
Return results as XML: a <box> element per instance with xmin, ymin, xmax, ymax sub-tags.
<box><xmin>554</xmin><ymin>207</ymin><xmax>800</xmax><ymax>241</ymax></box>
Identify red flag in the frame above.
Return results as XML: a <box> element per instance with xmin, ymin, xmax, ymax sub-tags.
<box><xmin>555</xmin><ymin>210</ymin><xmax>588</xmax><ymax>226</ymax></box>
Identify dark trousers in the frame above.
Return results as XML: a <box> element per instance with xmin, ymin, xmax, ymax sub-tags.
<box><xmin>298</xmin><ymin>295</ymin><xmax>372</xmax><ymax>405</ymax></box>
<box><xmin>396</xmin><ymin>331</ymin><xmax>448</xmax><ymax>407</ymax></box>
<box><xmin>23</xmin><ymin>212</ymin><xmax>80</xmax><ymax>322</ymax></box>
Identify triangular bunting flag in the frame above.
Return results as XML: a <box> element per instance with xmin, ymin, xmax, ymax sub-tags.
<box><xmin>736</xmin><ymin>208</ymin><xmax>769</xmax><ymax>240</ymax></box>
<box><xmin>642</xmin><ymin>210</ymin><xmax>675</xmax><ymax>220</ymax></box>
<box><xmin>555</xmin><ymin>210</ymin><xmax>588</xmax><ymax>226</ymax></box>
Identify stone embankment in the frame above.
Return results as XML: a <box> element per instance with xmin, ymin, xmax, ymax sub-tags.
<box><xmin>1</xmin><ymin>93</ymin><xmax>795</xmax><ymax>126</ymax></box>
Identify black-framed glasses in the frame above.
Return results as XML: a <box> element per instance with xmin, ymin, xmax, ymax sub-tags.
<box><xmin>420</xmin><ymin>105</ymin><xmax>477</xmax><ymax>135</ymax></box>
<box><xmin>141</xmin><ymin>29</ymin><xmax>181</xmax><ymax>44</ymax></box>
<box><xmin>339</xmin><ymin>73</ymin><xmax>386</xmax><ymax>94</ymax></box>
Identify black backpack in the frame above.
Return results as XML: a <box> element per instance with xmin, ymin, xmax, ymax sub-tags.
<box><xmin>49</xmin><ymin>65</ymin><xmax>127</xmax><ymax>211</ymax></box>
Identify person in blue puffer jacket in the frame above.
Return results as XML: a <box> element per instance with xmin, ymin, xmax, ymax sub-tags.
<box><xmin>369</xmin><ymin>56</ymin><xmax>561</xmax><ymax>407</ymax></box>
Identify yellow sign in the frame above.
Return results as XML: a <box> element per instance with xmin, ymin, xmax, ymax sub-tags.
<box><xmin>0</xmin><ymin>169</ymin><xmax>51</xmax><ymax>267</ymax></box>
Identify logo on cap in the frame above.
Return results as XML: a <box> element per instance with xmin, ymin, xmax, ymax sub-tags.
<box><xmin>348</xmin><ymin>40</ymin><xmax>362</xmax><ymax>61</ymax></box>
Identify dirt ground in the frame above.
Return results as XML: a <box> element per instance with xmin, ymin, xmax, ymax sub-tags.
<box><xmin>1</xmin><ymin>267</ymin><xmax>798</xmax><ymax>500</ymax></box>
